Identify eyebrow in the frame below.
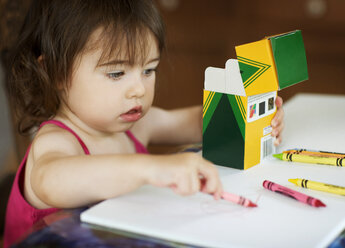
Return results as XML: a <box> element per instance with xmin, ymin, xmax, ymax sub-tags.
<box><xmin>98</xmin><ymin>57</ymin><xmax>160</xmax><ymax>67</ymax></box>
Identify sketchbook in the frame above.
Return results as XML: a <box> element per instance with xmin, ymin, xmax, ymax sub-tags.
<box><xmin>81</xmin><ymin>94</ymin><xmax>345</xmax><ymax>248</ymax></box>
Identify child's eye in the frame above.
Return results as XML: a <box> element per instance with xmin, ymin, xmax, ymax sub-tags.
<box><xmin>143</xmin><ymin>68</ymin><xmax>157</xmax><ymax>77</ymax></box>
<box><xmin>107</xmin><ymin>71</ymin><xmax>124</xmax><ymax>80</ymax></box>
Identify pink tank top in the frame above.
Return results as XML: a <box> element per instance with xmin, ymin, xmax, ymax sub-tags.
<box><xmin>4</xmin><ymin>120</ymin><xmax>148</xmax><ymax>248</ymax></box>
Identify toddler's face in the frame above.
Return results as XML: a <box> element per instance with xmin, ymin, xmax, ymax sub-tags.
<box><xmin>60</xmin><ymin>31</ymin><xmax>160</xmax><ymax>134</ymax></box>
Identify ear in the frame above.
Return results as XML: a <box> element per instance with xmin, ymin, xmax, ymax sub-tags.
<box><xmin>37</xmin><ymin>55</ymin><xmax>44</xmax><ymax>64</ymax></box>
<box><xmin>37</xmin><ymin>55</ymin><xmax>65</xmax><ymax>91</ymax></box>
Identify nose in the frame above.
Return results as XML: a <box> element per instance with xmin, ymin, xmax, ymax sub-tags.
<box><xmin>126</xmin><ymin>75</ymin><xmax>146</xmax><ymax>99</ymax></box>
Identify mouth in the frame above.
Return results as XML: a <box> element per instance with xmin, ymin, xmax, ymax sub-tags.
<box><xmin>120</xmin><ymin>106</ymin><xmax>143</xmax><ymax>122</ymax></box>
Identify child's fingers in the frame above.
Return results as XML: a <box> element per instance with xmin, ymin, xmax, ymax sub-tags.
<box><xmin>165</xmin><ymin>154</ymin><xmax>222</xmax><ymax>197</ymax></box>
<box><xmin>210</xmin><ymin>181</ymin><xmax>223</xmax><ymax>200</ymax></box>
<box><xmin>275</xmin><ymin>95</ymin><xmax>283</xmax><ymax>108</ymax></box>
<box><xmin>270</xmin><ymin>96</ymin><xmax>284</xmax><ymax>146</ymax></box>
<box><xmin>173</xmin><ymin>176</ymin><xmax>190</xmax><ymax>195</ymax></box>
<box><xmin>272</xmin><ymin>121</ymin><xmax>284</xmax><ymax>137</ymax></box>
<box><xmin>274</xmin><ymin>134</ymin><xmax>282</xmax><ymax>146</ymax></box>
<box><xmin>272</xmin><ymin>120</ymin><xmax>284</xmax><ymax>146</ymax></box>
<box><xmin>271</xmin><ymin>108</ymin><xmax>284</xmax><ymax>128</ymax></box>
<box><xmin>191</xmin><ymin>172</ymin><xmax>201</xmax><ymax>194</ymax></box>
<box><xmin>199</xmin><ymin>177</ymin><xmax>207</xmax><ymax>192</ymax></box>
<box><xmin>173</xmin><ymin>172</ymin><xmax>201</xmax><ymax>196</ymax></box>
<box><xmin>272</xmin><ymin>95</ymin><xmax>284</xmax><ymax>126</ymax></box>
<box><xmin>198</xmin><ymin>163</ymin><xmax>222</xmax><ymax>196</ymax></box>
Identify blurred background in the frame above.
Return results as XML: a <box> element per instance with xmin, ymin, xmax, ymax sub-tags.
<box><xmin>0</xmin><ymin>0</ymin><xmax>345</xmax><ymax>243</ymax></box>
<box><xmin>154</xmin><ymin>0</ymin><xmax>345</xmax><ymax>109</ymax></box>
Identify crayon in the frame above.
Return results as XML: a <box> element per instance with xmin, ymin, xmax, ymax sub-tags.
<box><xmin>221</xmin><ymin>192</ymin><xmax>257</xmax><ymax>208</ymax></box>
<box><xmin>273</xmin><ymin>153</ymin><xmax>345</xmax><ymax>167</ymax></box>
<box><xmin>200</xmin><ymin>177</ymin><xmax>257</xmax><ymax>207</ymax></box>
<box><xmin>283</xmin><ymin>149</ymin><xmax>345</xmax><ymax>158</ymax></box>
<box><xmin>289</xmin><ymin>178</ymin><xmax>345</xmax><ymax>196</ymax></box>
<box><xmin>263</xmin><ymin>180</ymin><xmax>326</xmax><ymax>207</ymax></box>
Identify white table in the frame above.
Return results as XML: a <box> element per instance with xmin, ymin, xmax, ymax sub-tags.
<box><xmin>81</xmin><ymin>93</ymin><xmax>345</xmax><ymax>248</ymax></box>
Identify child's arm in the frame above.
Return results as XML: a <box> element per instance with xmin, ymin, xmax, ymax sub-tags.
<box><xmin>135</xmin><ymin>105</ymin><xmax>203</xmax><ymax>146</ymax></box>
<box><xmin>137</xmin><ymin>96</ymin><xmax>284</xmax><ymax>147</ymax></box>
<box><xmin>26</xmin><ymin>129</ymin><xmax>222</xmax><ymax>209</ymax></box>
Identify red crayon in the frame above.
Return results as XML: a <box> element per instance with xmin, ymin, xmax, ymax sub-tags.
<box><xmin>263</xmin><ymin>180</ymin><xmax>326</xmax><ymax>208</ymax></box>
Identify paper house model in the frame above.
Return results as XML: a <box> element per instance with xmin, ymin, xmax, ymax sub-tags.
<box><xmin>202</xmin><ymin>30</ymin><xmax>308</xmax><ymax>170</ymax></box>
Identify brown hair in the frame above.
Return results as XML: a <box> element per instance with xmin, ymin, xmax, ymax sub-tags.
<box><xmin>5</xmin><ymin>0</ymin><xmax>165</xmax><ymax>134</ymax></box>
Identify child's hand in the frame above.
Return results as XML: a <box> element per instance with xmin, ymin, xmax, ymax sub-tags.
<box><xmin>271</xmin><ymin>96</ymin><xmax>284</xmax><ymax>146</ymax></box>
<box><xmin>147</xmin><ymin>153</ymin><xmax>223</xmax><ymax>199</ymax></box>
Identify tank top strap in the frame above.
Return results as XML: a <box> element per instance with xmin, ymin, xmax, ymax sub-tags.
<box><xmin>39</xmin><ymin>120</ymin><xmax>90</xmax><ymax>155</ymax></box>
<box><xmin>125</xmin><ymin>130</ymin><xmax>149</xmax><ymax>154</ymax></box>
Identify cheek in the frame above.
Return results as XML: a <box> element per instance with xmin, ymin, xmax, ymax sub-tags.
<box><xmin>146</xmin><ymin>78</ymin><xmax>156</xmax><ymax>98</ymax></box>
<box><xmin>66</xmin><ymin>82</ymin><xmax>118</xmax><ymax>118</ymax></box>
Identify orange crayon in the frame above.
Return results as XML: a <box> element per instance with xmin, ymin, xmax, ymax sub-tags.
<box><xmin>284</xmin><ymin>149</ymin><xmax>345</xmax><ymax>158</ymax></box>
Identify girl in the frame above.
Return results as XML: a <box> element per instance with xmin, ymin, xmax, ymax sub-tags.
<box><xmin>4</xmin><ymin>0</ymin><xmax>284</xmax><ymax>247</ymax></box>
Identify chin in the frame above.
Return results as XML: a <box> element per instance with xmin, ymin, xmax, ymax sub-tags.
<box><xmin>114</xmin><ymin>122</ymin><xmax>136</xmax><ymax>133</ymax></box>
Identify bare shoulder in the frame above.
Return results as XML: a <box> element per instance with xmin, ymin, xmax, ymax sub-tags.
<box><xmin>31</xmin><ymin>124</ymin><xmax>86</xmax><ymax>162</ymax></box>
